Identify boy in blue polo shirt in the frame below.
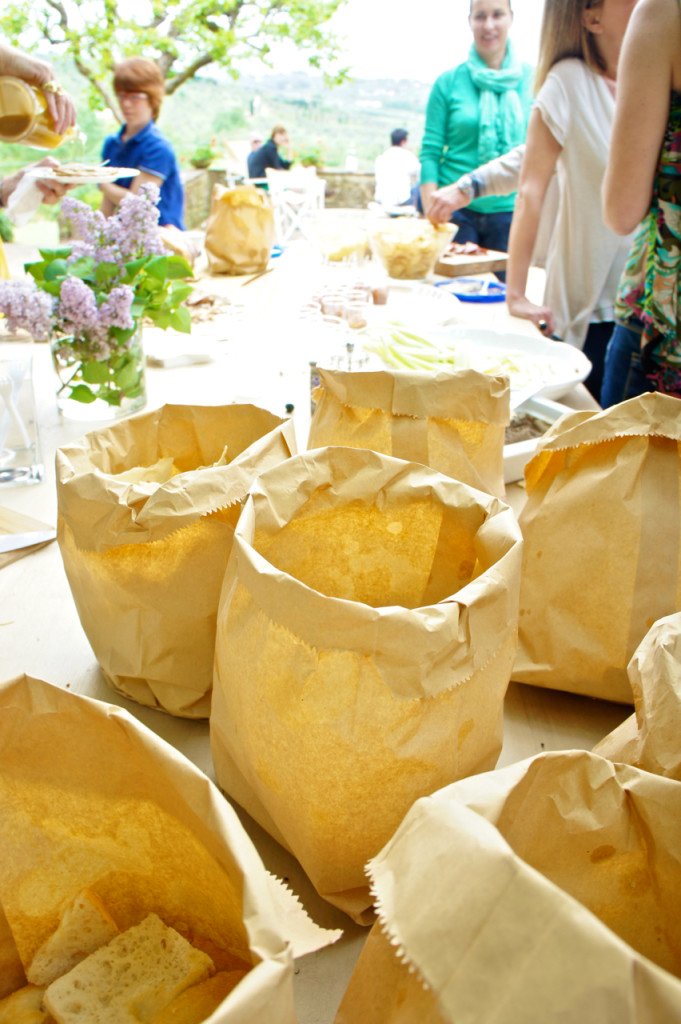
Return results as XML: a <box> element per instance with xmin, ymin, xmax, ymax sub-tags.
<box><xmin>100</xmin><ymin>57</ymin><xmax>185</xmax><ymax>230</ymax></box>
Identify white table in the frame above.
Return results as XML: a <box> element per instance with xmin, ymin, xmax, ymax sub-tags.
<box><xmin>0</xmin><ymin>242</ymin><xmax>631</xmax><ymax>1023</ymax></box>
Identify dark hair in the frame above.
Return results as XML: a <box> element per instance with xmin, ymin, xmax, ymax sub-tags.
<box><xmin>113</xmin><ymin>57</ymin><xmax>165</xmax><ymax>120</ymax></box>
<box><xmin>391</xmin><ymin>128</ymin><xmax>408</xmax><ymax>146</ymax></box>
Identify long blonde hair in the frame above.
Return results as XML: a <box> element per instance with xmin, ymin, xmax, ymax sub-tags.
<box><xmin>534</xmin><ymin>0</ymin><xmax>607</xmax><ymax>91</ymax></box>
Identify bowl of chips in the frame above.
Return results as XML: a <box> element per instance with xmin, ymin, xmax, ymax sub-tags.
<box><xmin>369</xmin><ymin>218</ymin><xmax>456</xmax><ymax>280</ymax></box>
<box><xmin>302</xmin><ymin>209</ymin><xmax>373</xmax><ymax>264</ymax></box>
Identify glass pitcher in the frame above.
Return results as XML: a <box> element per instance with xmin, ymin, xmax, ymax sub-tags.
<box><xmin>0</xmin><ymin>76</ymin><xmax>76</xmax><ymax>149</ymax></box>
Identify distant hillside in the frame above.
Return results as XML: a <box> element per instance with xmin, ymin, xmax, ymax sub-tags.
<box><xmin>0</xmin><ymin>63</ymin><xmax>432</xmax><ymax>177</ymax></box>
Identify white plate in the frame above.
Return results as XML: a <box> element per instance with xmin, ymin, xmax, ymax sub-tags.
<box><xmin>26</xmin><ymin>166</ymin><xmax>140</xmax><ymax>185</ymax></box>
<box><xmin>371</xmin><ymin>282</ymin><xmax>463</xmax><ymax>329</ymax></box>
<box><xmin>504</xmin><ymin>395</ymin><xmax>572</xmax><ymax>483</ymax></box>
<box><xmin>427</xmin><ymin>325</ymin><xmax>592</xmax><ymax>401</ymax></box>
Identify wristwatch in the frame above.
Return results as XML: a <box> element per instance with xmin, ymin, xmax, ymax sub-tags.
<box><xmin>455</xmin><ymin>174</ymin><xmax>481</xmax><ymax>201</ymax></box>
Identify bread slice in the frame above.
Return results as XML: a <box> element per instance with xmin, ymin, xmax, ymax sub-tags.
<box><xmin>150</xmin><ymin>970</ymin><xmax>246</xmax><ymax>1024</ymax></box>
<box><xmin>0</xmin><ymin>984</ymin><xmax>52</xmax><ymax>1024</ymax></box>
<box><xmin>43</xmin><ymin>914</ymin><xmax>213</xmax><ymax>1024</ymax></box>
<box><xmin>27</xmin><ymin>889</ymin><xmax>119</xmax><ymax>986</ymax></box>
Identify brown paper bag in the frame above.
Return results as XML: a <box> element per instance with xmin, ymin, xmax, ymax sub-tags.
<box><xmin>211</xmin><ymin>446</ymin><xmax>522</xmax><ymax>923</ymax></box>
<box><xmin>205</xmin><ymin>184</ymin><xmax>275</xmax><ymax>275</ymax></box>
<box><xmin>595</xmin><ymin>612</ymin><xmax>681</xmax><ymax>778</ymax></box>
<box><xmin>336</xmin><ymin>750</ymin><xmax>681</xmax><ymax>1024</ymax></box>
<box><xmin>0</xmin><ymin>675</ymin><xmax>339</xmax><ymax>1014</ymax></box>
<box><xmin>308</xmin><ymin>368</ymin><xmax>510</xmax><ymax>497</ymax></box>
<box><xmin>514</xmin><ymin>393</ymin><xmax>681</xmax><ymax>702</ymax></box>
<box><xmin>57</xmin><ymin>403</ymin><xmax>295</xmax><ymax>718</ymax></box>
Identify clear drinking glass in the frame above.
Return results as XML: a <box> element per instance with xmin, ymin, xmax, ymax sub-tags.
<box><xmin>0</xmin><ymin>341</ymin><xmax>43</xmax><ymax>485</ymax></box>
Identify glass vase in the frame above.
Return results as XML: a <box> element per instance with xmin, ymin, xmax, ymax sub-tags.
<box><xmin>51</xmin><ymin>325</ymin><xmax>147</xmax><ymax>421</ymax></box>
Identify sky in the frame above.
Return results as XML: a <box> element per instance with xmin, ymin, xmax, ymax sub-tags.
<box><xmin>299</xmin><ymin>0</ymin><xmax>545</xmax><ymax>82</ymax></box>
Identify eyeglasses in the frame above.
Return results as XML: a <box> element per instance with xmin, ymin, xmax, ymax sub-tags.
<box><xmin>116</xmin><ymin>91</ymin><xmax>149</xmax><ymax>104</ymax></box>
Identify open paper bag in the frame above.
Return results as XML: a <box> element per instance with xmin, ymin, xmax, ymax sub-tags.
<box><xmin>211</xmin><ymin>446</ymin><xmax>522</xmax><ymax>923</ymax></box>
<box><xmin>514</xmin><ymin>393</ymin><xmax>681</xmax><ymax>702</ymax></box>
<box><xmin>335</xmin><ymin>750</ymin><xmax>681</xmax><ymax>1024</ymax></box>
<box><xmin>308</xmin><ymin>368</ymin><xmax>509</xmax><ymax>497</ymax></box>
<box><xmin>595</xmin><ymin>612</ymin><xmax>681</xmax><ymax>779</ymax></box>
<box><xmin>0</xmin><ymin>675</ymin><xmax>339</xmax><ymax>1018</ymax></box>
<box><xmin>205</xmin><ymin>184</ymin><xmax>275</xmax><ymax>275</ymax></box>
<box><xmin>57</xmin><ymin>403</ymin><xmax>295</xmax><ymax>718</ymax></box>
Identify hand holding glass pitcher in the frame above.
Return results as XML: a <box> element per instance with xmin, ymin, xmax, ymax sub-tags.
<box><xmin>0</xmin><ymin>43</ymin><xmax>77</xmax><ymax>148</ymax></box>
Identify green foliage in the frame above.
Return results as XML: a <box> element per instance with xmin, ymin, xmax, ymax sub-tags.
<box><xmin>189</xmin><ymin>143</ymin><xmax>218</xmax><ymax>169</ymax></box>
<box><xmin>0</xmin><ymin>0</ymin><xmax>349</xmax><ymax>119</ymax></box>
<box><xmin>0</xmin><ymin>210</ymin><xmax>13</xmax><ymax>242</ymax></box>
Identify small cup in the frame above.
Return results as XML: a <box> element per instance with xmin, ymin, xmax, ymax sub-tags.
<box><xmin>0</xmin><ymin>341</ymin><xmax>43</xmax><ymax>486</ymax></box>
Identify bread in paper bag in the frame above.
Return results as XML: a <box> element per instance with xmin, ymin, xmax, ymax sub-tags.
<box><xmin>595</xmin><ymin>612</ymin><xmax>681</xmax><ymax>778</ymax></box>
<box><xmin>205</xmin><ymin>184</ymin><xmax>275</xmax><ymax>276</ymax></box>
<box><xmin>308</xmin><ymin>368</ymin><xmax>510</xmax><ymax>497</ymax></box>
<box><xmin>211</xmin><ymin>445</ymin><xmax>522</xmax><ymax>922</ymax></box>
<box><xmin>336</xmin><ymin>750</ymin><xmax>681</xmax><ymax>1024</ymax></box>
<box><xmin>56</xmin><ymin>403</ymin><xmax>295</xmax><ymax>718</ymax></box>
<box><xmin>0</xmin><ymin>675</ymin><xmax>339</xmax><ymax>1022</ymax></box>
<box><xmin>515</xmin><ymin>393</ymin><xmax>681</xmax><ymax>702</ymax></box>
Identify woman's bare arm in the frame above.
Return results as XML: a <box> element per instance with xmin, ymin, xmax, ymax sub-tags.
<box><xmin>506</xmin><ymin>109</ymin><xmax>561</xmax><ymax>334</ymax></box>
<box><xmin>603</xmin><ymin>0</ymin><xmax>681</xmax><ymax>234</ymax></box>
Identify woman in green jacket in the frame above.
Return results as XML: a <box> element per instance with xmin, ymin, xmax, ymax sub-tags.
<box><xmin>419</xmin><ymin>0</ymin><xmax>533</xmax><ymax>254</ymax></box>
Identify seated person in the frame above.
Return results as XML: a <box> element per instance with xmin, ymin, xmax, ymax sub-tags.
<box><xmin>374</xmin><ymin>128</ymin><xmax>420</xmax><ymax>208</ymax></box>
<box><xmin>247</xmin><ymin>125</ymin><xmax>292</xmax><ymax>180</ymax></box>
<box><xmin>99</xmin><ymin>57</ymin><xmax>184</xmax><ymax>229</ymax></box>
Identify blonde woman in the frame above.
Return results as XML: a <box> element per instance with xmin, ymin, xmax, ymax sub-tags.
<box><xmin>505</xmin><ymin>0</ymin><xmax>638</xmax><ymax>399</ymax></box>
<box><xmin>419</xmin><ymin>0</ymin><xmax>533</xmax><ymax>255</ymax></box>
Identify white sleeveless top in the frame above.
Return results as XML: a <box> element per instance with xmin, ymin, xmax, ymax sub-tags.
<box><xmin>535</xmin><ymin>59</ymin><xmax>634</xmax><ymax>349</ymax></box>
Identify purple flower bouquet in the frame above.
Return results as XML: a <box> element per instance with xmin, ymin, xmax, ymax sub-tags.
<box><xmin>0</xmin><ymin>185</ymin><xmax>193</xmax><ymax>419</ymax></box>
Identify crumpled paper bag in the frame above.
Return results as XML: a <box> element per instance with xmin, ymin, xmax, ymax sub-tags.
<box><xmin>595</xmin><ymin>612</ymin><xmax>681</xmax><ymax>779</ymax></box>
<box><xmin>335</xmin><ymin>749</ymin><xmax>681</xmax><ymax>1024</ymax></box>
<box><xmin>56</xmin><ymin>403</ymin><xmax>295</xmax><ymax>718</ymax></box>
<box><xmin>308</xmin><ymin>368</ymin><xmax>510</xmax><ymax>497</ymax></box>
<box><xmin>205</xmin><ymin>184</ymin><xmax>275</xmax><ymax>275</ymax></box>
<box><xmin>211</xmin><ymin>445</ymin><xmax>523</xmax><ymax>923</ymax></box>
<box><xmin>0</xmin><ymin>674</ymin><xmax>339</xmax><ymax>1015</ymax></box>
<box><xmin>514</xmin><ymin>392</ymin><xmax>681</xmax><ymax>702</ymax></box>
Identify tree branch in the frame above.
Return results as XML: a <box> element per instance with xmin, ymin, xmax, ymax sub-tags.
<box><xmin>164</xmin><ymin>52</ymin><xmax>216</xmax><ymax>92</ymax></box>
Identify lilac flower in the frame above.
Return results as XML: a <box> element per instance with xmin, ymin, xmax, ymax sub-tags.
<box><xmin>58</xmin><ymin>276</ymin><xmax>100</xmax><ymax>335</ymax></box>
<box><xmin>0</xmin><ymin>280</ymin><xmax>54</xmax><ymax>341</ymax></box>
<box><xmin>97</xmin><ymin>285</ymin><xmax>134</xmax><ymax>331</ymax></box>
<box><xmin>62</xmin><ymin>185</ymin><xmax>164</xmax><ymax>266</ymax></box>
<box><xmin>116</xmin><ymin>185</ymin><xmax>164</xmax><ymax>259</ymax></box>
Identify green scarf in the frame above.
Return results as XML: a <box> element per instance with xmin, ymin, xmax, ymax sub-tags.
<box><xmin>467</xmin><ymin>41</ymin><xmax>526</xmax><ymax>165</ymax></box>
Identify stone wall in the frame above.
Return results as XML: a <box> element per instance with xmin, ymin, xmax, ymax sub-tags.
<box><xmin>318</xmin><ymin>171</ymin><xmax>375</xmax><ymax>209</ymax></box>
<box><xmin>182</xmin><ymin>168</ymin><xmax>375</xmax><ymax>230</ymax></box>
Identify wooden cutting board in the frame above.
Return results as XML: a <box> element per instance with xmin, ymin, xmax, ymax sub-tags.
<box><xmin>435</xmin><ymin>247</ymin><xmax>508</xmax><ymax>278</ymax></box>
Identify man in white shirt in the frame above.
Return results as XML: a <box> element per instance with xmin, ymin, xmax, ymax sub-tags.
<box><xmin>374</xmin><ymin>128</ymin><xmax>420</xmax><ymax>208</ymax></box>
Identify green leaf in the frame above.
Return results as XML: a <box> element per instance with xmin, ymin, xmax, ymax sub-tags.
<box><xmin>38</xmin><ymin>247</ymin><xmax>71</xmax><ymax>261</ymax></box>
<box><xmin>114</xmin><ymin>358</ymin><xmax>142</xmax><ymax>391</ymax></box>
<box><xmin>67</xmin><ymin>257</ymin><xmax>96</xmax><ymax>281</ymax></box>
<box><xmin>68</xmin><ymin>384</ymin><xmax>97</xmax><ymax>404</ymax></box>
<box><xmin>164</xmin><ymin>256</ymin><xmax>194</xmax><ymax>279</ymax></box>
<box><xmin>169</xmin><ymin>283</ymin><xmax>193</xmax><ymax>305</ymax></box>
<box><xmin>44</xmin><ymin>258</ymin><xmax>70</xmax><ymax>281</ymax></box>
<box><xmin>143</xmin><ymin>255</ymin><xmax>169</xmax><ymax>280</ymax></box>
<box><xmin>81</xmin><ymin>360</ymin><xmax>111</xmax><ymax>384</ymax></box>
<box><xmin>95</xmin><ymin>262</ymin><xmax>121</xmax><ymax>286</ymax></box>
<box><xmin>168</xmin><ymin>306</ymin><xmax>192</xmax><ymax>333</ymax></box>
<box><xmin>146</xmin><ymin>309</ymin><xmax>173</xmax><ymax>329</ymax></box>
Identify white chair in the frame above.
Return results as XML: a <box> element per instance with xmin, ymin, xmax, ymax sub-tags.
<box><xmin>264</xmin><ymin>167</ymin><xmax>326</xmax><ymax>244</ymax></box>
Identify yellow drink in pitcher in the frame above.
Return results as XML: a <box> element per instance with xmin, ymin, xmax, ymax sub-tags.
<box><xmin>0</xmin><ymin>76</ymin><xmax>75</xmax><ymax>149</ymax></box>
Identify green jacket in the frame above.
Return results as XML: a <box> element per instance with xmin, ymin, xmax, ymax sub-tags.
<box><xmin>420</xmin><ymin>60</ymin><xmax>534</xmax><ymax>214</ymax></box>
